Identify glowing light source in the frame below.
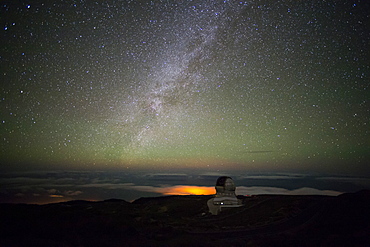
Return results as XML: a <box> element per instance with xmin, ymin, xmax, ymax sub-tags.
<box><xmin>161</xmin><ymin>185</ymin><xmax>215</xmax><ymax>195</ymax></box>
<box><xmin>49</xmin><ymin>194</ymin><xmax>64</xmax><ymax>198</ymax></box>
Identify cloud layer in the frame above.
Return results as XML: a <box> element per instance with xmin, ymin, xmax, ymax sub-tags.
<box><xmin>1</xmin><ymin>171</ymin><xmax>368</xmax><ymax>204</ymax></box>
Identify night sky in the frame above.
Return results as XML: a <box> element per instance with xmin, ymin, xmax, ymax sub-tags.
<box><xmin>1</xmin><ymin>0</ymin><xmax>369</xmax><ymax>203</ymax></box>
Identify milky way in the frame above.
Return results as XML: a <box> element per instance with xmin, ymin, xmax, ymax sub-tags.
<box><xmin>1</xmin><ymin>0</ymin><xmax>369</xmax><ymax>175</ymax></box>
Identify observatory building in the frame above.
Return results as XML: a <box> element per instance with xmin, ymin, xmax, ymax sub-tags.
<box><xmin>207</xmin><ymin>176</ymin><xmax>242</xmax><ymax>215</ymax></box>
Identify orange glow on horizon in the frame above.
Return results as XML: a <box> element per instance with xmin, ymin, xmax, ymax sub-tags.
<box><xmin>160</xmin><ymin>185</ymin><xmax>215</xmax><ymax>196</ymax></box>
<box><xmin>49</xmin><ymin>194</ymin><xmax>64</xmax><ymax>198</ymax></box>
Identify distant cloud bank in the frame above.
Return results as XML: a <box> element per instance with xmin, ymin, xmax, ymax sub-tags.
<box><xmin>236</xmin><ymin>186</ymin><xmax>342</xmax><ymax>196</ymax></box>
<box><xmin>0</xmin><ymin>171</ymin><xmax>368</xmax><ymax>204</ymax></box>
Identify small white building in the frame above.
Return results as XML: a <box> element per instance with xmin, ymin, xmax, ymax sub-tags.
<box><xmin>207</xmin><ymin>176</ymin><xmax>242</xmax><ymax>215</ymax></box>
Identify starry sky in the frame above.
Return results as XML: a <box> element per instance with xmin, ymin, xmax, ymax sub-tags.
<box><xmin>1</xmin><ymin>0</ymin><xmax>369</xmax><ymax>177</ymax></box>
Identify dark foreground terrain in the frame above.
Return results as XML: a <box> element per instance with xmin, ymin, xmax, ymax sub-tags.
<box><xmin>1</xmin><ymin>190</ymin><xmax>369</xmax><ymax>247</ymax></box>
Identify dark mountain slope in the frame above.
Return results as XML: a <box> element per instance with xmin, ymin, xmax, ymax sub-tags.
<box><xmin>0</xmin><ymin>191</ymin><xmax>369</xmax><ymax>247</ymax></box>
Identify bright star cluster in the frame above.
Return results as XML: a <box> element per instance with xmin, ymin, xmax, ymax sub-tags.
<box><xmin>1</xmin><ymin>0</ymin><xmax>369</xmax><ymax>175</ymax></box>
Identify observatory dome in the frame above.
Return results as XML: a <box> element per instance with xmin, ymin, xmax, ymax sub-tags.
<box><xmin>207</xmin><ymin>176</ymin><xmax>242</xmax><ymax>215</ymax></box>
<box><xmin>215</xmin><ymin>176</ymin><xmax>236</xmax><ymax>193</ymax></box>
